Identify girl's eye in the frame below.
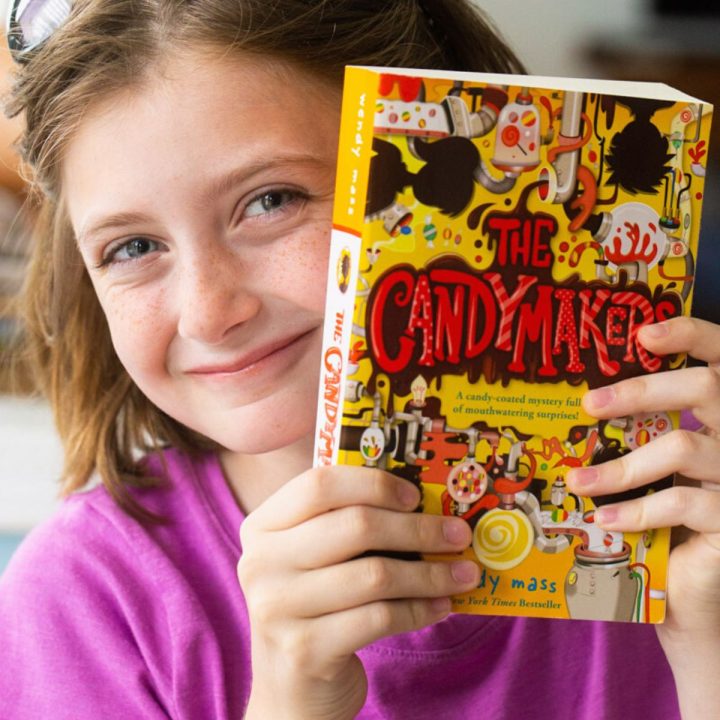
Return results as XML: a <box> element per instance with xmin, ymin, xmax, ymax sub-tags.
<box><xmin>101</xmin><ymin>236</ymin><xmax>161</xmax><ymax>266</ymax></box>
<box><xmin>243</xmin><ymin>189</ymin><xmax>305</xmax><ymax>219</ymax></box>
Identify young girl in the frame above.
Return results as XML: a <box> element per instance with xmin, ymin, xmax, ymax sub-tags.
<box><xmin>1</xmin><ymin>1</ymin><xmax>719</xmax><ymax>718</ymax></box>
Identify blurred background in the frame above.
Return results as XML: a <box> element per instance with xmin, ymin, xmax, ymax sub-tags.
<box><xmin>0</xmin><ymin>0</ymin><xmax>718</xmax><ymax>572</ymax></box>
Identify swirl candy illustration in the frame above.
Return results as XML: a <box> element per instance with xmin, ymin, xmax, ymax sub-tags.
<box><xmin>472</xmin><ymin>508</ymin><xmax>534</xmax><ymax>570</ymax></box>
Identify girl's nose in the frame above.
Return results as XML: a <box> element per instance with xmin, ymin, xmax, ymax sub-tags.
<box><xmin>176</xmin><ymin>252</ymin><xmax>260</xmax><ymax>345</ymax></box>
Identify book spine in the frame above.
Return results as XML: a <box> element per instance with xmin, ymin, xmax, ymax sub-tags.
<box><xmin>313</xmin><ymin>68</ymin><xmax>378</xmax><ymax>467</ymax></box>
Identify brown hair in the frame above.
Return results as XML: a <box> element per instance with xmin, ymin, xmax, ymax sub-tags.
<box><xmin>7</xmin><ymin>0</ymin><xmax>525</xmax><ymax>520</ymax></box>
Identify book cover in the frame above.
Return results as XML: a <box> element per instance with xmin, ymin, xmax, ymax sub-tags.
<box><xmin>314</xmin><ymin>66</ymin><xmax>713</xmax><ymax>622</ymax></box>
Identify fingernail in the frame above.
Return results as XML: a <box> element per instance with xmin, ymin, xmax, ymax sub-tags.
<box><xmin>586</xmin><ymin>386</ymin><xmax>615</xmax><ymax>410</ymax></box>
<box><xmin>568</xmin><ymin>466</ymin><xmax>599</xmax><ymax>488</ymax></box>
<box><xmin>443</xmin><ymin>519</ymin><xmax>470</xmax><ymax>545</ymax></box>
<box><xmin>596</xmin><ymin>505</ymin><xmax>619</xmax><ymax>525</ymax></box>
<box><xmin>642</xmin><ymin>322</ymin><xmax>669</xmax><ymax>338</ymax></box>
<box><xmin>397</xmin><ymin>482</ymin><xmax>419</xmax><ymax>508</ymax></box>
<box><xmin>451</xmin><ymin>560</ymin><xmax>479</xmax><ymax>584</ymax></box>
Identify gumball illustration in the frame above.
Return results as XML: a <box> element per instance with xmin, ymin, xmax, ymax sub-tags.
<box><xmin>446</xmin><ymin>459</ymin><xmax>488</xmax><ymax>513</ymax></box>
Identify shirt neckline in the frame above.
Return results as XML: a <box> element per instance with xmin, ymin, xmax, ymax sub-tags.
<box><xmin>183</xmin><ymin>450</ymin><xmax>245</xmax><ymax>556</ymax></box>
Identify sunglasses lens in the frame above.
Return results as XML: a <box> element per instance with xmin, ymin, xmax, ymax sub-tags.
<box><xmin>12</xmin><ymin>0</ymin><xmax>72</xmax><ymax>51</ymax></box>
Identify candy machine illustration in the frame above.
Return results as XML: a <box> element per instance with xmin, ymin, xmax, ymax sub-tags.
<box><xmin>334</xmin><ymin>377</ymin><xmax>666</xmax><ymax>622</ymax></box>
<box><xmin>315</xmin><ymin>65</ymin><xmax>712</xmax><ymax>622</ymax></box>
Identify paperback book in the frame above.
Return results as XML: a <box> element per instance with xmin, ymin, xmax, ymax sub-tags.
<box><xmin>313</xmin><ymin>65</ymin><xmax>713</xmax><ymax>622</ymax></box>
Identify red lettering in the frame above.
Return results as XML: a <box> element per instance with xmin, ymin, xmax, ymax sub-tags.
<box><xmin>606</xmin><ymin>307</ymin><xmax>627</xmax><ymax>346</ymax></box>
<box><xmin>485</xmin><ymin>273</ymin><xmax>538</xmax><ymax>351</ymax></box>
<box><xmin>654</xmin><ymin>299</ymin><xmax>680</xmax><ymax>323</ymax></box>
<box><xmin>431</xmin><ymin>269</ymin><xmax>497</xmax><ymax>359</ymax></box>
<box><xmin>365</xmin><ymin>259</ymin><xmax>679</xmax><ymax>382</ymax></box>
<box><xmin>553</xmin><ymin>288</ymin><xmax>584</xmax><ymax>373</ymax></box>
<box><xmin>578</xmin><ymin>289</ymin><xmax>618</xmax><ymax>376</ymax></box>
<box><xmin>407</xmin><ymin>274</ymin><xmax>434</xmax><ymax>366</ymax></box>
<box><xmin>483</xmin><ymin>213</ymin><xmax>556</xmax><ymax>268</ymax></box>
<box><xmin>509</xmin><ymin>284</ymin><xmax>557</xmax><ymax>376</ymax></box>
<box><xmin>531</xmin><ymin>217</ymin><xmax>555</xmax><ymax>267</ymax></box>
<box><xmin>369</xmin><ymin>269</ymin><xmax>416</xmax><ymax>373</ymax></box>
<box><xmin>433</xmin><ymin>284</ymin><xmax>465</xmax><ymax>363</ymax></box>
<box><xmin>315</xmin><ymin>346</ymin><xmax>344</xmax><ymax>465</ymax></box>
<box><xmin>613</xmin><ymin>292</ymin><xmax>660</xmax><ymax>371</ymax></box>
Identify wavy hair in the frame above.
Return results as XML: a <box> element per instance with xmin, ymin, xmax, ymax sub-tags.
<box><xmin>6</xmin><ymin>0</ymin><xmax>525</xmax><ymax>520</ymax></box>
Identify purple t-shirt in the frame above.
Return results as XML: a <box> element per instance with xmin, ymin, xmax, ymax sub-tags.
<box><xmin>0</xmin><ymin>449</ymin><xmax>680</xmax><ymax>718</ymax></box>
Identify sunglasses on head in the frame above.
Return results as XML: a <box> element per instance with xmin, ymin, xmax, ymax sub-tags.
<box><xmin>6</xmin><ymin>0</ymin><xmax>72</xmax><ymax>62</ymax></box>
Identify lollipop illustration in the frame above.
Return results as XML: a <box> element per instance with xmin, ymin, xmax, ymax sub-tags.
<box><xmin>623</xmin><ymin>411</ymin><xmax>673</xmax><ymax>450</ymax></box>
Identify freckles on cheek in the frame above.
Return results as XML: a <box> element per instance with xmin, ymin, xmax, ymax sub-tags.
<box><xmin>275</xmin><ymin>228</ymin><xmax>330</xmax><ymax>306</ymax></box>
<box><xmin>100</xmin><ymin>291</ymin><xmax>170</xmax><ymax>372</ymax></box>
<box><xmin>293</xmin><ymin>253</ymin><xmax>328</xmax><ymax>295</ymax></box>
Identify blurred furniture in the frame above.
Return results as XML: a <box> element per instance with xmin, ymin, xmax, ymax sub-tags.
<box><xmin>586</xmin><ymin>20</ymin><xmax>720</xmax><ymax>325</ymax></box>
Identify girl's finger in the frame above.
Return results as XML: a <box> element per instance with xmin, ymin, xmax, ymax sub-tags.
<box><xmin>566</xmin><ymin>429</ymin><xmax>720</xmax><ymax>494</ymax></box>
<box><xmin>279</xmin><ymin>507</ymin><xmax>471</xmax><ymax>570</ymax></box>
<box><xmin>301</xmin><ymin>597</ymin><xmax>454</xmax><ymax>661</ymax></box>
<box><xmin>589</xmin><ymin>483</ymin><xmax>720</xmax><ymax>536</ymax></box>
<box><xmin>637</xmin><ymin>316</ymin><xmax>720</xmax><ymax>366</ymax></box>
<box><xmin>246</xmin><ymin>466</ymin><xmax>420</xmax><ymax>532</ymax></box>
<box><xmin>582</xmin><ymin>365</ymin><xmax>720</xmax><ymax>430</ymax></box>
<box><xmin>280</xmin><ymin>556</ymin><xmax>479</xmax><ymax>618</ymax></box>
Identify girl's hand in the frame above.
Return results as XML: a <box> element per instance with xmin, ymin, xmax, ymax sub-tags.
<box><xmin>237</xmin><ymin>465</ymin><xmax>479</xmax><ymax>720</ymax></box>
<box><xmin>566</xmin><ymin>316</ymin><xmax>720</xmax><ymax>717</ymax></box>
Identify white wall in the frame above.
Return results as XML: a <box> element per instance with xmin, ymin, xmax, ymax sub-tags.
<box><xmin>0</xmin><ymin>395</ymin><xmax>62</xmax><ymax>532</ymax></box>
<box><xmin>475</xmin><ymin>0</ymin><xmax>647</xmax><ymax>77</ymax></box>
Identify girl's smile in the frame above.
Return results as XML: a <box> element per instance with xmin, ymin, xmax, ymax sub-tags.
<box><xmin>63</xmin><ymin>49</ymin><xmax>341</xmax><ymax>460</ymax></box>
<box><xmin>183</xmin><ymin>327</ymin><xmax>321</xmax><ymax>382</ymax></box>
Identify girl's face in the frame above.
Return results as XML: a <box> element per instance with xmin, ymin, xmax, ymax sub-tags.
<box><xmin>64</xmin><ymin>51</ymin><xmax>340</xmax><ymax>454</ymax></box>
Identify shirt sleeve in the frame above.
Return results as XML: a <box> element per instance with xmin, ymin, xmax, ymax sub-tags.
<box><xmin>0</xmin><ymin>505</ymin><xmax>173</xmax><ymax>720</ymax></box>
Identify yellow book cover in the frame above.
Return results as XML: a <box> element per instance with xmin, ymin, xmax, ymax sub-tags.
<box><xmin>314</xmin><ymin>66</ymin><xmax>713</xmax><ymax>622</ymax></box>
